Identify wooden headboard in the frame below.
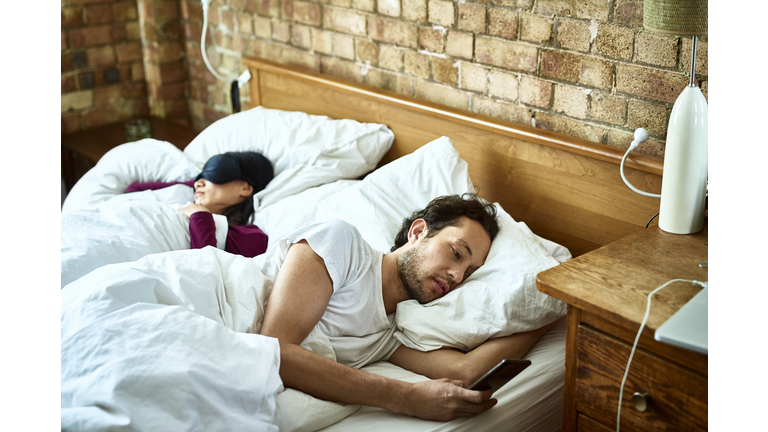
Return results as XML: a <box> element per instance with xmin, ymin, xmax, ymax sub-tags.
<box><xmin>242</xmin><ymin>57</ymin><xmax>664</xmax><ymax>257</ymax></box>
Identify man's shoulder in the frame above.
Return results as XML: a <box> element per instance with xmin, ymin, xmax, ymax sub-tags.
<box><xmin>314</xmin><ymin>218</ymin><xmax>363</xmax><ymax>239</ymax></box>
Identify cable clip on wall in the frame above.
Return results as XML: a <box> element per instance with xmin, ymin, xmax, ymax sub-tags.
<box><xmin>200</xmin><ymin>0</ymin><xmax>250</xmax><ymax>113</ymax></box>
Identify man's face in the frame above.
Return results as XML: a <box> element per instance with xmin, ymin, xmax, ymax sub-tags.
<box><xmin>397</xmin><ymin>216</ymin><xmax>492</xmax><ymax>304</ymax></box>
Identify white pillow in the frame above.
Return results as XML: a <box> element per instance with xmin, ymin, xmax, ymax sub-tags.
<box><xmin>253</xmin><ymin>179</ymin><xmax>359</xmax><ymax>252</ymax></box>
<box><xmin>315</xmin><ymin>136</ymin><xmax>568</xmax><ymax>352</ymax></box>
<box><xmin>315</xmin><ymin>136</ymin><xmax>474</xmax><ymax>253</ymax></box>
<box><xmin>183</xmin><ymin>106</ymin><xmax>395</xmax><ymax>208</ymax></box>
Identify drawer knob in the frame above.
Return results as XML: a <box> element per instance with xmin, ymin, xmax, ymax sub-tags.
<box><xmin>631</xmin><ymin>392</ymin><xmax>649</xmax><ymax>412</ymax></box>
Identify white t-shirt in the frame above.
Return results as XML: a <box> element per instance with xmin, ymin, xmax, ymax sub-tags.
<box><xmin>254</xmin><ymin>218</ymin><xmax>401</xmax><ymax>368</ymax></box>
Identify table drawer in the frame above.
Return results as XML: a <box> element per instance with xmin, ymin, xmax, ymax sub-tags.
<box><xmin>575</xmin><ymin>325</ymin><xmax>707</xmax><ymax>431</ymax></box>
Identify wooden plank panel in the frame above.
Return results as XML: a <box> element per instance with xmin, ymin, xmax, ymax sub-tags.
<box><xmin>575</xmin><ymin>325</ymin><xmax>707</xmax><ymax>431</ymax></box>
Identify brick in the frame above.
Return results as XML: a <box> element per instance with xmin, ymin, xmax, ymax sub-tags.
<box><xmin>403</xmin><ymin>0</ymin><xmax>427</xmax><ymax>22</ymax></box>
<box><xmin>221</xmin><ymin>9</ymin><xmax>236</xmax><ymax>30</ymax></box>
<box><xmin>62</xmin><ymin>113</ymin><xmax>81</xmax><ymax>135</ymax></box>
<box><xmin>62</xmin><ymin>54</ymin><xmax>74</xmax><ymax>73</ymax></box>
<box><xmin>476</xmin><ymin>37</ymin><xmax>538</xmax><ymax>72</ymax></box>
<box><xmin>145</xmin><ymin>61</ymin><xmax>187</xmax><ymax>84</ymax></box>
<box><xmin>428</xmin><ymin>0</ymin><xmax>454</xmax><ymax>26</ymax></box>
<box><xmin>533</xmin><ymin>0</ymin><xmax>611</xmax><ymax>21</ymax></box>
<box><xmin>62</xmin><ymin>74</ymin><xmax>77</xmax><ymax>94</ymax></box>
<box><xmin>69</xmin><ymin>25</ymin><xmax>111</xmax><ymax>47</ymax></box>
<box><xmin>94</xmin><ymin>85</ymin><xmax>122</xmax><ymax>106</ymax></box>
<box><xmin>415</xmin><ymin>80</ymin><xmax>469</xmax><ymax>110</ymax></box>
<box><xmin>419</xmin><ymin>27</ymin><xmax>444</xmax><ymax>52</ymax></box>
<box><xmin>61</xmin><ymin>90</ymin><xmax>93</xmax><ymax>113</ymax></box>
<box><xmin>62</xmin><ymin>33</ymin><xmax>68</xmax><ymax>51</ymax></box>
<box><xmin>155</xmin><ymin>0</ymin><xmax>179</xmax><ymax>20</ymax></box>
<box><xmin>189</xmin><ymin>62</ymin><xmax>218</xmax><ymax>85</ymax></box>
<box><xmin>404</xmin><ymin>50</ymin><xmax>430</xmax><ymax>79</ymax></box>
<box><xmin>380</xmin><ymin>44</ymin><xmax>404</xmax><ymax>71</ymax></box>
<box><xmin>557</xmin><ymin>18</ymin><xmax>591</xmax><ymax>52</ymax></box>
<box><xmin>627</xmin><ymin>99</ymin><xmax>668</xmax><ymax>137</ymax></box>
<box><xmin>80</xmin><ymin>71</ymin><xmax>96</xmax><ymax>89</ymax></box>
<box><xmin>151</xmin><ymin>99</ymin><xmax>190</xmax><ymax>120</ymax></box>
<box><xmin>472</xmin><ymin>96</ymin><xmax>532</xmax><ymax>125</ymax></box>
<box><xmin>188</xmin><ymin>80</ymin><xmax>209</xmax><ymax>102</ymax></box>
<box><xmin>378</xmin><ymin>0</ymin><xmax>401</xmax><ymax>17</ymax></box>
<box><xmin>354</xmin><ymin>0</ymin><xmax>375</xmax><ymax>12</ymax></box>
<box><xmin>458</xmin><ymin>3</ymin><xmax>486</xmax><ymax>33</ymax></box>
<box><xmin>112</xmin><ymin>0</ymin><xmax>139</xmax><ymax>21</ymax></box>
<box><xmin>488</xmin><ymin>70</ymin><xmax>518</xmax><ymax>101</ymax></box>
<box><xmin>322</xmin><ymin>57</ymin><xmax>365</xmax><ymax>83</ymax></box>
<box><xmin>445</xmin><ymin>31</ymin><xmax>473</xmax><ymax>59</ymax></box>
<box><xmin>635</xmin><ymin>32</ymin><xmax>677</xmax><ymax>68</ymax></box>
<box><xmin>115</xmin><ymin>42</ymin><xmax>143</xmax><ymax>63</ymax></box>
<box><xmin>535</xmin><ymin>112</ymin><xmax>605</xmax><ymax>143</ymax></box>
<box><xmin>616</xmin><ymin>64</ymin><xmax>689</xmax><ymax>103</ymax></box>
<box><xmin>87</xmin><ymin>46</ymin><xmax>116</xmax><ymax>67</ymax></box>
<box><xmin>460</xmin><ymin>62</ymin><xmax>487</xmax><ymax>93</ymax></box>
<box><xmin>110</xmin><ymin>24</ymin><xmax>127</xmax><ymax>42</ymax></box>
<box><xmin>594</xmin><ymin>24</ymin><xmax>634</xmax><ymax>60</ymax></box>
<box><xmin>254</xmin><ymin>17</ymin><xmax>271</xmax><ymax>38</ymax></box>
<box><xmin>255</xmin><ymin>0</ymin><xmax>280</xmax><ymax>17</ymax></box>
<box><xmin>82</xmin><ymin>100</ymin><xmax>150</xmax><ymax>129</ymax></box>
<box><xmin>238</xmin><ymin>13</ymin><xmax>253</xmax><ymax>34</ymax></box>
<box><xmin>614</xmin><ymin>0</ymin><xmax>643</xmax><ymax>26</ymax></box>
<box><xmin>272</xmin><ymin>21</ymin><xmax>291</xmax><ymax>42</ymax></box>
<box><xmin>230</xmin><ymin>0</ymin><xmax>245</xmax><ymax>10</ymax></box>
<box><xmin>521</xmin><ymin>76</ymin><xmax>552</xmax><ymax>107</ymax></box>
<box><xmin>356</xmin><ymin>39</ymin><xmax>378</xmax><ymax>64</ymax></box>
<box><xmin>334</xmin><ymin>33</ymin><xmax>356</xmax><ymax>59</ymax></box>
<box><xmin>553</xmin><ymin>84</ymin><xmax>589</xmax><ymax>118</ymax></box>
<box><xmin>365</xmin><ymin>69</ymin><xmax>414</xmax><ymax>95</ymax></box>
<box><xmin>330</xmin><ymin>0</ymin><xmax>352</xmax><ymax>7</ymax></box>
<box><xmin>432</xmin><ymin>57</ymin><xmax>458</xmax><ymax>86</ymax></box>
<box><xmin>701</xmin><ymin>80</ymin><xmax>707</xmax><ymax>101</ymax></box>
<box><xmin>279</xmin><ymin>45</ymin><xmax>322</xmax><ymax>72</ymax></box>
<box><xmin>541</xmin><ymin>50</ymin><xmax>613</xmax><ymax>89</ymax></box>
<box><xmin>682</xmin><ymin>38</ymin><xmax>708</xmax><ymax>77</ymax></box>
<box><xmin>180</xmin><ymin>0</ymin><xmax>203</xmax><ymax>21</ymax></box>
<box><xmin>590</xmin><ymin>92</ymin><xmax>626</xmax><ymax>125</ymax></box>
<box><xmin>122</xmin><ymin>81</ymin><xmax>148</xmax><ymax>99</ymax></box>
<box><xmin>488</xmin><ymin>8</ymin><xmax>518</xmax><ymax>40</ymax></box>
<box><xmin>85</xmin><ymin>4</ymin><xmax>112</xmax><ymax>25</ymax></box>
<box><xmin>62</xmin><ymin>7</ymin><xmax>85</xmax><ymax>29</ymax></box>
<box><xmin>607</xmin><ymin>129</ymin><xmax>665</xmax><ymax>157</ymax></box>
<box><xmin>324</xmin><ymin>7</ymin><xmax>367</xmax><ymax>36</ymax></box>
<box><xmin>283</xmin><ymin>0</ymin><xmax>322</xmax><ymax>26</ymax></box>
<box><xmin>521</xmin><ymin>13</ymin><xmax>551</xmax><ymax>43</ymax></box>
<box><xmin>312</xmin><ymin>28</ymin><xmax>333</xmax><ymax>54</ymax></box>
<box><xmin>126</xmin><ymin>22</ymin><xmax>141</xmax><ymax>40</ymax></box>
<box><xmin>369</xmin><ymin>17</ymin><xmax>418</xmax><ymax>48</ymax></box>
<box><xmin>292</xmin><ymin>25</ymin><xmax>312</xmax><ymax>49</ymax></box>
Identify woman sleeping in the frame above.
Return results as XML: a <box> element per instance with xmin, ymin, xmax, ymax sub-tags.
<box><xmin>125</xmin><ymin>151</ymin><xmax>272</xmax><ymax>258</ymax></box>
<box><xmin>61</xmin><ymin>151</ymin><xmax>274</xmax><ymax>288</ymax></box>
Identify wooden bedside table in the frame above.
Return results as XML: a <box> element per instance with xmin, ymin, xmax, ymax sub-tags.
<box><xmin>536</xmin><ymin>225</ymin><xmax>708</xmax><ymax>431</ymax></box>
<box><xmin>61</xmin><ymin>117</ymin><xmax>199</xmax><ymax>192</ymax></box>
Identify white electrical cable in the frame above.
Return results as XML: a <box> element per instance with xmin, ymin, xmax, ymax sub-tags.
<box><xmin>620</xmin><ymin>128</ymin><xmax>661</xmax><ymax>199</ymax></box>
<box><xmin>616</xmin><ymin>278</ymin><xmax>707</xmax><ymax>432</ymax></box>
<box><xmin>200</xmin><ymin>0</ymin><xmax>233</xmax><ymax>84</ymax></box>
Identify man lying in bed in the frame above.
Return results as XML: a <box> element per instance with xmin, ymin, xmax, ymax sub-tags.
<box><xmin>260</xmin><ymin>193</ymin><xmax>557</xmax><ymax>421</ymax></box>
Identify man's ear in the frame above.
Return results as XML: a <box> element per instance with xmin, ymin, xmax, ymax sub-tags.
<box><xmin>407</xmin><ymin>219</ymin><xmax>428</xmax><ymax>244</ymax></box>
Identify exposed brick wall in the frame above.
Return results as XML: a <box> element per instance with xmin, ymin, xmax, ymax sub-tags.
<box><xmin>61</xmin><ymin>0</ymin><xmax>150</xmax><ymax>134</ymax></box>
<box><xmin>63</xmin><ymin>0</ymin><xmax>709</xmax><ymax>158</ymax></box>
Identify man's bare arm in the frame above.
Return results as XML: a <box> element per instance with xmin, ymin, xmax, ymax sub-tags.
<box><xmin>388</xmin><ymin>319</ymin><xmax>561</xmax><ymax>387</ymax></box>
<box><xmin>259</xmin><ymin>240</ymin><xmax>497</xmax><ymax>421</ymax></box>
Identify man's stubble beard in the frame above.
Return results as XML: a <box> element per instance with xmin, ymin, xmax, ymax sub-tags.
<box><xmin>396</xmin><ymin>242</ymin><xmax>433</xmax><ymax>304</ymax></box>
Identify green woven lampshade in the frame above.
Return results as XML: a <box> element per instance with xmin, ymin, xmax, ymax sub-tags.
<box><xmin>644</xmin><ymin>0</ymin><xmax>708</xmax><ymax>36</ymax></box>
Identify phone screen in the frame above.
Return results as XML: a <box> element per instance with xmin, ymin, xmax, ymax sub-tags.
<box><xmin>468</xmin><ymin>359</ymin><xmax>532</xmax><ymax>393</ymax></box>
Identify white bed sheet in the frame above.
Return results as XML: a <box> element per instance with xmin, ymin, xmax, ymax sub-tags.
<box><xmin>318</xmin><ymin>317</ymin><xmax>565</xmax><ymax>432</ymax></box>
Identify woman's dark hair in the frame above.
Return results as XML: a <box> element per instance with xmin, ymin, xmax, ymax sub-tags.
<box><xmin>390</xmin><ymin>193</ymin><xmax>500</xmax><ymax>252</ymax></box>
<box><xmin>217</xmin><ymin>151</ymin><xmax>273</xmax><ymax>226</ymax></box>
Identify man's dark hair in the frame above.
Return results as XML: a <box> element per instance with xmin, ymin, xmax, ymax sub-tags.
<box><xmin>390</xmin><ymin>193</ymin><xmax>500</xmax><ymax>252</ymax></box>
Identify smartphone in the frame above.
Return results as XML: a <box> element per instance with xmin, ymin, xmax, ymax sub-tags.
<box><xmin>468</xmin><ymin>359</ymin><xmax>532</xmax><ymax>393</ymax></box>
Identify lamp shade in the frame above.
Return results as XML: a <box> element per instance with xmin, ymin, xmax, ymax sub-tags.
<box><xmin>644</xmin><ymin>0</ymin><xmax>708</xmax><ymax>36</ymax></box>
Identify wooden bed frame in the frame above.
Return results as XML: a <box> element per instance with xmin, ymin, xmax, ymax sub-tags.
<box><xmin>242</xmin><ymin>57</ymin><xmax>664</xmax><ymax>257</ymax></box>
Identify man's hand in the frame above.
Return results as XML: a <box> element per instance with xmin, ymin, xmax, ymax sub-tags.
<box><xmin>398</xmin><ymin>379</ymin><xmax>497</xmax><ymax>421</ymax></box>
<box><xmin>180</xmin><ymin>202</ymin><xmax>211</xmax><ymax>218</ymax></box>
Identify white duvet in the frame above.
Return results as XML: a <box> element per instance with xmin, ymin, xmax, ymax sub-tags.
<box><xmin>61</xmin><ymin>246</ymin><xmax>362</xmax><ymax>432</ymax></box>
